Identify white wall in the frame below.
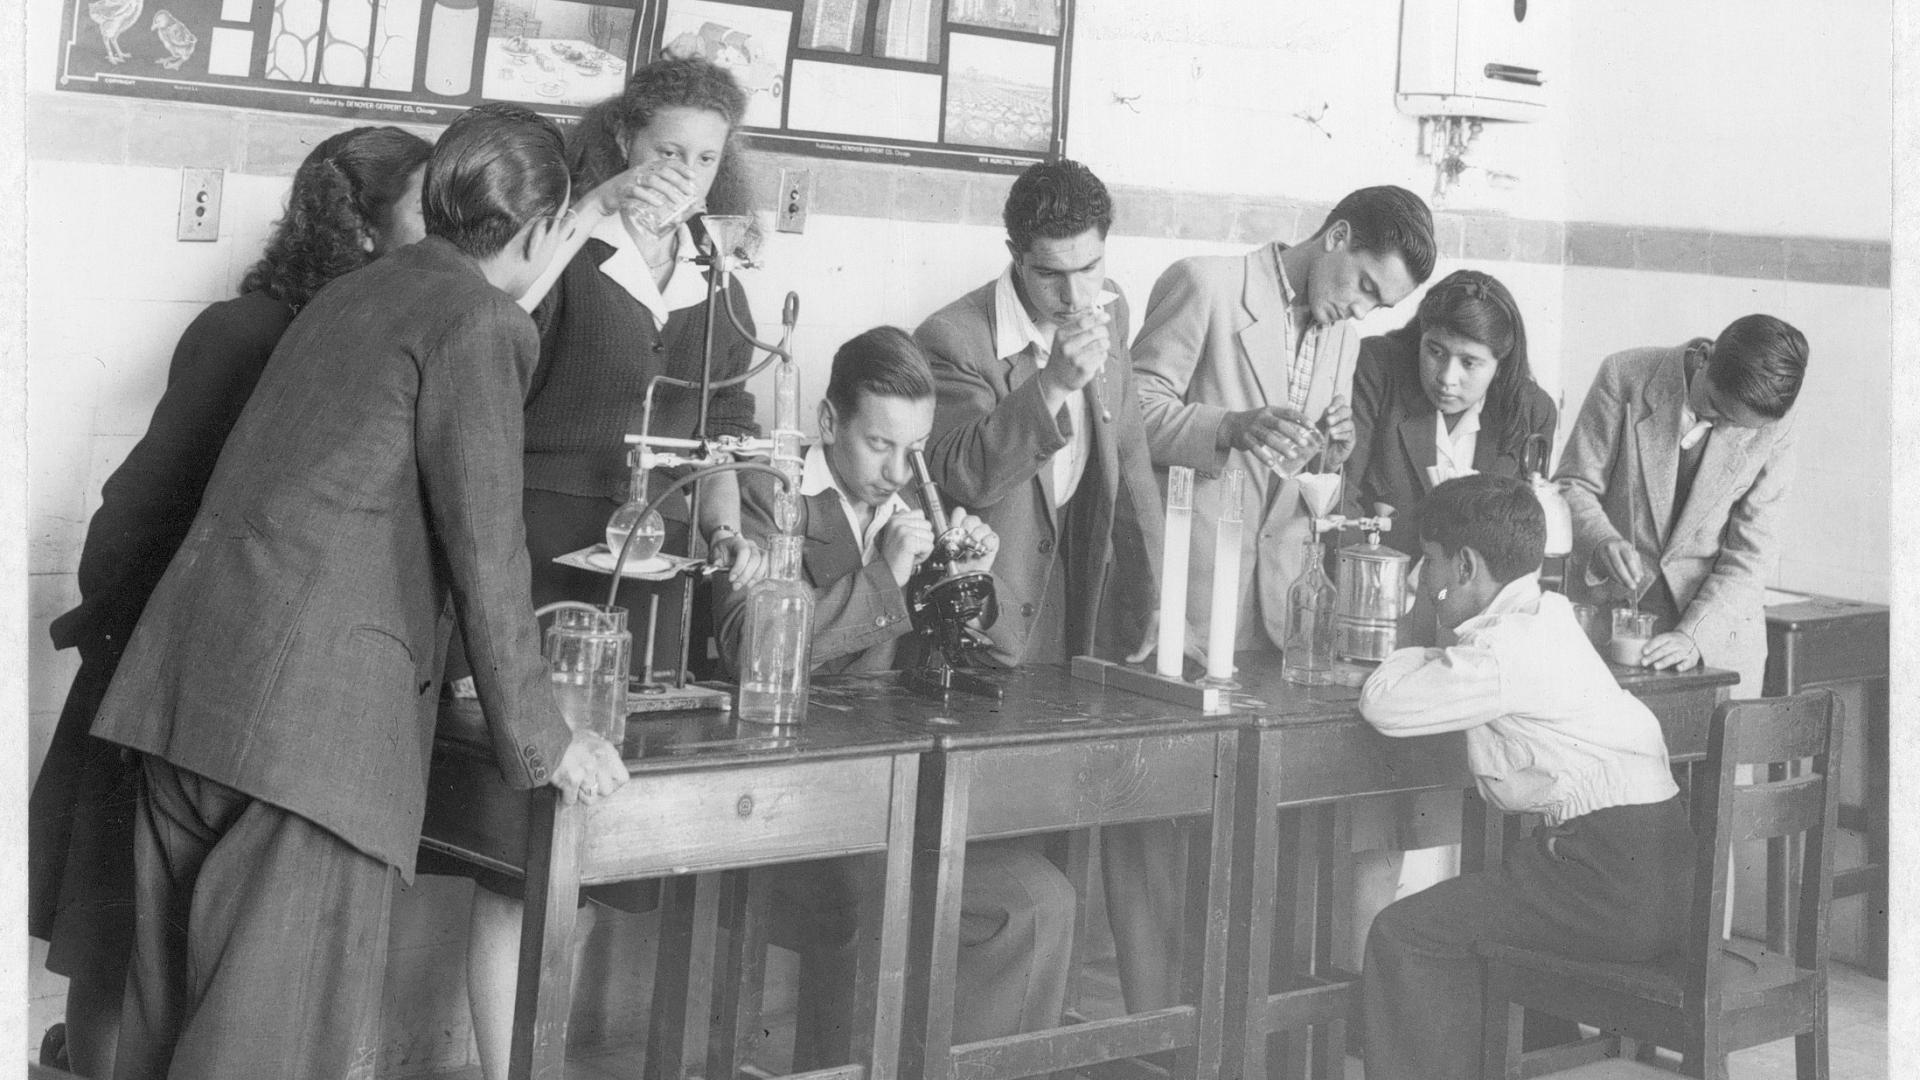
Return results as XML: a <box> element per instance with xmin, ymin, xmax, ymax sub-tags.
<box><xmin>1563</xmin><ymin>0</ymin><xmax>1892</xmax><ymax>239</ymax></box>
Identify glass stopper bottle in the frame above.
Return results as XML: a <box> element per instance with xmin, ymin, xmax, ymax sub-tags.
<box><xmin>605</xmin><ymin>449</ymin><xmax>665</xmax><ymax>568</ymax></box>
<box><xmin>736</xmin><ymin>533</ymin><xmax>814</xmax><ymax>726</ymax></box>
<box><xmin>1282</xmin><ymin>531</ymin><xmax>1339</xmax><ymax>685</ymax></box>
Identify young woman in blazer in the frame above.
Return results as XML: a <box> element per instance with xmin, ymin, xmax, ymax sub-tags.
<box><xmin>1340</xmin><ymin>269</ymin><xmax>1559</xmax><ymax>968</ymax></box>
<box><xmin>1347</xmin><ymin>269</ymin><xmax>1559</xmax><ymax>557</ymax></box>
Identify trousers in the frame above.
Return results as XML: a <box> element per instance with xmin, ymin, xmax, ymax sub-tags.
<box><xmin>1361</xmin><ymin>795</ymin><xmax>1696</xmax><ymax>1080</ymax></box>
<box><xmin>116</xmin><ymin>756</ymin><xmax>396</xmax><ymax>1080</ymax></box>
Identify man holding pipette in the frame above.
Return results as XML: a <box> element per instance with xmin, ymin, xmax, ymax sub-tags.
<box><xmin>1555</xmin><ymin>314</ymin><xmax>1807</xmax><ymax>694</ymax></box>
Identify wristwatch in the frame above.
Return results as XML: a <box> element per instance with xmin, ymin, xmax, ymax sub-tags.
<box><xmin>707</xmin><ymin>523</ymin><xmax>740</xmax><ymax>547</ymax></box>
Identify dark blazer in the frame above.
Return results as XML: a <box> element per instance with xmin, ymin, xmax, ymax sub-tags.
<box><xmin>915</xmin><ymin>281</ymin><xmax>1163</xmax><ymax>666</ymax></box>
<box><xmin>1347</xmin><ymin>330</ymin><xmax>1559</xmax><ymax>555</ymax></box>
<box><xmin>714</xmin><ymin>472</ymin><xmax>921</xmax><ymax>676</ymax></box>
<box><xmin>90</xmin><ymin>238</ymin><xmax>572</xmax><ymax>878</ymax></box>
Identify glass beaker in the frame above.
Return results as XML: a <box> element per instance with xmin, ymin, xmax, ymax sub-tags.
<box><xmin>736</xmin><ymin>534</ymin><xmax>815</xmax><ymax>726</ymax></box>
<box><xmin>542</xmin><ymin>603</ymin><xmax>631</xmax><ymax>744</ymax></box>
<box><xmin>1283</xmin><ymin>537</ymin><xmax>1339</xmax><ymax>685</ymax></box>
<box><xmin>1571</xmin><ymin>602</ymin><xmax>1607</xmax><ymax>649</ymax></box>
<box><xmin>1607</xmin><ymin>610</ymin><xmax>1658</xmax><ymax>667</ymax></box>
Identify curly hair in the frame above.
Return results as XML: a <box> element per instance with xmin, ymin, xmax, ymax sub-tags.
<box><xmin>1003</xmin><ymin>159</ymin><xmax>1113</xmax><ymax>254</ymax></box>
<box><xmin>239</xmin><ymin>126</ymin><xmax>432</xmax><ymax>310</ymax></box>
<box><xmin>568</xmin><ymin>56</ymin><xmax>755</xmax><ymax>219</ymax></box>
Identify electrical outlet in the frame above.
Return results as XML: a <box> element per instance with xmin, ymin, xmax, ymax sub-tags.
<box><xmin>775</xmin><ymin>167</ymin><xmax>812</xmax><ymax>234</ymax></box>
<box><xmin>177</xmin><ymin>168</ymin><xmax>223</xmax><ymax>242</ymax></box>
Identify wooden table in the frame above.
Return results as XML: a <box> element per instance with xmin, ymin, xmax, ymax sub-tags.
<box><xmin>1221</xmin><ymin>661</ymin><xmax>1739</xmax><ymax>1080</ymax></box>
<box><xmin>421</xmin><ymin>699</ymin><xmax>935</xmax><ymax>1080</ymax></box>
<box><xmin>886</xmin><ymin>666</ymin><xmax>1245</xmax><ymax>1080</ymax></box>
<box><xmin>1762</xmin><ymin>593</ymin><xmax>1889</xmax><ymax>976</ymax></box>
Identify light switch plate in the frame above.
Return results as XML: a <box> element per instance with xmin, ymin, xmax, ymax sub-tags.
<box><xmin>177</xmin><ymin>168</ymin><xmax>223</xmax><ymax>242</ymax></box>
<box><xmin>776</xmin><ymin>167</ymin><xmax>812</xmax><ymax>233</ymax></box>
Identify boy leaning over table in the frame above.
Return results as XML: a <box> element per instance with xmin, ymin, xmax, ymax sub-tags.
<box><xmin>1356</xmin><ymin>473</ymin><xmax>1695</xmax><ymax>1080</ymax></box>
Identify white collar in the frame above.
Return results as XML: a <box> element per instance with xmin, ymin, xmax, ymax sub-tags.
<box><xmin>990</xmin><ymin>264</ymin><xmax>1121</xmax><ymax>363</ymax></box>
<box><xmin>801</xmin><ymin>443</ymin><xmax>910</xmax><ymax>557</ymax></box>
<box><xmin>1452</xmin><ymin>571</ymin><xmax>1545</xmax><ymax>636</ymax></box>
<box><xmin>992</xmin><ymin>264</ymin><xmax>1054</xmax><ymax>361</ymax></box>
<box><xmin>590</xmin><ymin>215</ymin><xmax>706</xmax><ymax>330</ymax></box>
<box><xmin>1440</xmin><ymin>397</ymin><xmax>1486</xmax><ymax>442</ymax></box>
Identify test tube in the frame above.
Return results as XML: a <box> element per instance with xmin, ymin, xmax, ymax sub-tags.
<box><xmin>1156</xmin><ymin>466</ymin><xmax>1195</xmax><ymax>679</ymax></box>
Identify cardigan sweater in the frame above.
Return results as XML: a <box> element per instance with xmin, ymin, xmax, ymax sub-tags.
<box><xmin>522</xmin><ymin>236</ymin><xmax>760</xmax><ymax>516</ymax></box>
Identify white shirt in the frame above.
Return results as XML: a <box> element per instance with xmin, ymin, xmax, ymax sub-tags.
<box><xmin>799</xmin><ymin>443</ymin><xmax>909</xmax><ymax>562</ymax></box>
<box><xmin>1359</xmin><ymin>574</ymin><xmax>1680</xmax><ymax>825</ymax></box>
<box><xmin>1430</xmin><ymin>399</ymin><xmax>1485</xmax><ymax>486</ymax></box>
<box><xmin>590</xmin><ymin>215</ymin><xmax>706</xmax><ymax>331</ymax></box>
<box><xmin>992</xmin><ymin>265</ymin><xmax>1090</xmax><ymax>507</ymax></box>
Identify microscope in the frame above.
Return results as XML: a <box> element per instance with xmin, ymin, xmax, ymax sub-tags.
<box><xmin>900</xmin><ymin>451</ymin><xmax>1005</xmax><ymax>700</ymax></box>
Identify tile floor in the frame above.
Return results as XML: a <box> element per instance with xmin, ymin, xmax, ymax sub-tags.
<box><xmin>28</xmin><ymin>932</ymin><xmax>1888</xmax><ymax>1079</ymax></box>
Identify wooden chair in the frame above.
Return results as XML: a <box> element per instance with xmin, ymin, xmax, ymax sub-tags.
<box><xmin>1477</xmin><ymin>689</ymin><xmax>1842</xmax><ymax>1080</ymax></box>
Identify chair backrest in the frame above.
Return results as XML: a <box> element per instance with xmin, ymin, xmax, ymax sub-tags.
<box><xmin>1683</xmin><ymin>689</ymin><xmax>1842</xmax><ymax>993</ymax></box>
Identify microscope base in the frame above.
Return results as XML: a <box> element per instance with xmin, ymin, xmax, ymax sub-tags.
<box><xmin>901</xmin><ymin>664</ymin><xmax>1005</xmax><ymax>701</ymax></box>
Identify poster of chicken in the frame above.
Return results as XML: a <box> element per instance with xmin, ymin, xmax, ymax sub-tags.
<box><xmin>56</xmin><ymin>0</ymin><xmax>649</xmax><ymax>123</ymax></box>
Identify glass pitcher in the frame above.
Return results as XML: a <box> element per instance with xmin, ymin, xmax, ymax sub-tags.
<box><xmin>539</xmin><ymin>602</ymin><xmax>631</xmax><ymax>744</ymax></box>
<box><xmin>736</xmin><ymin>534</ymin><xmax>815</xmax><ymax>726</ymax></box>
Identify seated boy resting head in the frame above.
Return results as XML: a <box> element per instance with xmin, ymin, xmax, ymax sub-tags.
<box><xmin>1356</xmin><ymin>473</ymin><xmax>1696</xmax><ymax>1080</ymax></box>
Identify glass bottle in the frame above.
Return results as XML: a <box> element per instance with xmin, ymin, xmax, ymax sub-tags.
<box><xmin>736</xmin><ymin>534</ymin><xmax>814</xmax><ymax>726</ymax></box>
<box><xmin>1282</xmin><ymin>534</ymin><xmax>1339</xmax><ymax>685</ymax></box>
<box><xmin>606</xmin><ymin>450</ymin><xmax>665</xmax><ymax>567</ymax></box>
<box><xmin>770</xmin><ymin>359</ymin><xmax>805</xmax><ymax>533</ymax></box>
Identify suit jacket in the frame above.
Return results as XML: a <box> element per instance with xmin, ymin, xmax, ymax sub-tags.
<box><xmin>91</xmin><ymin>238</ymin><xmax>572</xmax><ymax>878</ymax></box>
<box><xmin>715</xmin><ymin>474</ymin><xmax>918</xmax><ymax>676</ymax></box>
<box><xmin>1554</xmin><ymin>345</ymin><xmax>1796</xmax><ymax>693</ymax></box>
<box><xmin>1132</xmin><ymin>243</ymin><xmax>1362</xmax><ymax>651</ymax></box>
<box><xmin>1346</xmin><ymin>329</ymin><xmax>1559</xmax><ymax>556</ymax></box>
<box><xmin>916</xmin><ymin>280</ymin><xmax>1163</xmax><ymax>667</ymax></box>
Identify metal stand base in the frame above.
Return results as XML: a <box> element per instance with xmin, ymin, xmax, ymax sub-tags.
<box><xmin>1069</xmin><ymin>656</ymin><xmax>1231</xmax><ymax>714</ymax></box>
<box><xmin>628</xmin><ymin>681</ymin><xmax>733</xmax><ymax>713</ymax></box>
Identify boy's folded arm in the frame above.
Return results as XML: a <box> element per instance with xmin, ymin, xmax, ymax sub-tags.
<box><xmin>1358</xmin><ymin>642</ymin><xmax>1507</xmax><ymax>736</ymax></box>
